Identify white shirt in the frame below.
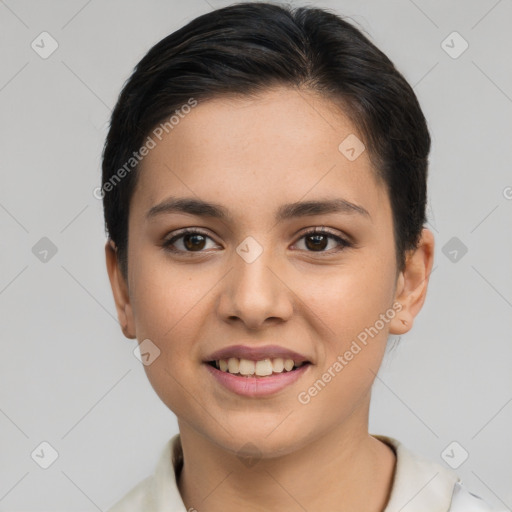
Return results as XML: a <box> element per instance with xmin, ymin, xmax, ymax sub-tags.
<box><xmin>106</xmin><ymin>433</ymin><xmax>507</xmax><ymax>511</ymax></box>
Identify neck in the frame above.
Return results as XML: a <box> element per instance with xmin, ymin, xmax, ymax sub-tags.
<box><xmin>177</xmin><ymin>418</ymin><xmax>396</xmax><ymax>512</ymax></box>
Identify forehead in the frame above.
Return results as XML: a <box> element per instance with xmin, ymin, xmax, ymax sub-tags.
<box><xmin>132</xmin><ymin>87</ymin><xmax>388</xmax><ymax>223</ymax></box>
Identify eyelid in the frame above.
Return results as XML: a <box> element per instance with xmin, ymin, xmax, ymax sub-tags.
<box><xmin>297</xmin><ymin>226</ymin><xmax>347</xmax><ymax>238</ymax></box>
<box><xmin>164</xmin><ymin>227</ymin><xmax>213</xmax><ymax>240</ymax></box>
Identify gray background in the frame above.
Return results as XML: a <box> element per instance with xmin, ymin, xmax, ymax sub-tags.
<box><xmin>1</xmin><ymin>0</ymin><xmax>511</xmax><ymax>510</ymax></box>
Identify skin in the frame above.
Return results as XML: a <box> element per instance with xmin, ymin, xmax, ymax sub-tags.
<box><xmin>106</xmin><ymin>86</ymin><xmax>435</xmax><ymax>512</ymax></box>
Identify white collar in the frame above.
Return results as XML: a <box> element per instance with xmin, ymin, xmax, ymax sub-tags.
<box><xmin>373</xmin><ymin>434</ymin><xmax>460</xmax><ymax>511</ymax></box>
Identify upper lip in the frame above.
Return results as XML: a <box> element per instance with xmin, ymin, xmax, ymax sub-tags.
<box><xmin>205</xmin><ymin>344</ymin><xmax>311</xmax><ymax>364</ymax></box>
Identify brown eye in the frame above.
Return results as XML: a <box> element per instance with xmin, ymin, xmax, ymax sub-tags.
<box><xmin>305</xmin><ymin>234</ymin><xmax>329</xmax><ymax>251</ymax></box>
<box><xmin>183</xmin><ymin>233</ymin><xmax>207</xmax><ymax>251</ymax></box>
<box><xmin>294</xmin><ymin>229</ymin><xmax>351</xmax><ymax>253</ymax></box>
<box><xmin>163</xmin><ymin>229</ymin><xmax>218</xmax><ymax>253</ymax></box>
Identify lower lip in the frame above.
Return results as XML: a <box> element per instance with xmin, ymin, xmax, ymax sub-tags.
<box><xmin>204</xmin><ymin>363</ymin><xmax>310</xmax><ymax>397</ymax></box>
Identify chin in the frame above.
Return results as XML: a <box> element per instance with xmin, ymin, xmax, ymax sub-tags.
<box><xmin>207</xmin><ymin>417</ymin><xmax>310</xmax><ymax>458</ymax></box>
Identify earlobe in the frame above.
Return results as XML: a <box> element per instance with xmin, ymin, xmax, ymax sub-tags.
<box><xmin>389</xmin><ymin>228</ymin><xmax>435</xmax><ymax>335</ymax></box>
<box><xmin>105</xmin><ymin>240</ymin><xmax>136</xmax><ymax>339</ymax></box>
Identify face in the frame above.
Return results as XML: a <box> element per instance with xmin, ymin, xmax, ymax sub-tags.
<box><xmin>106</xmin><ymin>86</ymin><xmax>432</xmax><ymax>458</ymax></box>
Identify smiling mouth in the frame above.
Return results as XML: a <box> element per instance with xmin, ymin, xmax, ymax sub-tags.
<box><xmin>207</xmin><ymin>357</ymin><xmax>310</xmax><ymax>377</ymax></box>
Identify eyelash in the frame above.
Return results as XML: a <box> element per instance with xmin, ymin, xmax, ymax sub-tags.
<box><xmin>162</xmin><ymin>227</ymin><xmax>352</xmax><ymax>255</ymax></box>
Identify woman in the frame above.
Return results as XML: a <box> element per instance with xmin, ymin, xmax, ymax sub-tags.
<box><xmin>102</xmin><ymin>3</ymin><xmax>505</xmax><ymax>510</ymax></box>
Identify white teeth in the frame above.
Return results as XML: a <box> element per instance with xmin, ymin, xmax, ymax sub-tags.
<box><xmin>255</xmin><ymin>359</ymin><xmax>273</xmax><ymax>376</ymax></box>
<box><xmin>214</xmin><ymin>357</ymin><xmax>306</xmax><ymax>376</ymax></box>
<box><xmin>239</xmin><ymin>359</ymin><xmax>255</xmax><ymax>376</ymax></box>
<box><xmin>227</xmin><ymin>357</ymin><xmax>239</xmax><ymax>374</ymax></box>
<box><xmin>272</xmin><ymin>357</ymin><xmax>284</xmax><ymax>373</ymax></box>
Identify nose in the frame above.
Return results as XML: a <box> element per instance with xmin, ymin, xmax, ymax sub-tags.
<box><xmin>217</xmin><ymin>241</ymin><xmax>294</xmax><ymax>330</ymax></box>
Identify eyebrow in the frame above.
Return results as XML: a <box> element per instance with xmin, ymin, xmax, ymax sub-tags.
<box><xmin>146</xmin><ymin>196</ymin><xmax>371</xmax><ymax>222</ymax></box>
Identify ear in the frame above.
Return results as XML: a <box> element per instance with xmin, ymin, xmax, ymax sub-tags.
<box><xmin>105</xmin><ymin>239</ymin><xmax>136</xmax><ymax>339</ymax></box>
<box><xmin>389</xmin><ymin>228</ymin><xmax>435</xmax><ymax>335</ymax></box>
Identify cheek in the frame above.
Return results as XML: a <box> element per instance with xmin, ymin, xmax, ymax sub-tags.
<box><xmin>303</xmin><ymin>259</ymin><xmax>397</xmax><ymax>346</ymax></box>
<box><xmin>294</xmin><ymin>255</ymin><xmax>397</xmax><ymax>415</ymax></box>
<box><xmin>296</xmin><ymin>256</ymin><xmax>396</xmax><ymax>405</ymax></box>
<box><xmin>294</xmin><ymin>280</ymin><xmax>393</xmax><ymax>427</ymax></box>
<box><xmin>127</xmin><ymin>255</ymin><xmax>219</xmax><ymax>412</ymax></box>
<box><xmin>128</xmin><ymin>243</ymin><xmax>210</xmax><ymax>340</ymax></box>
